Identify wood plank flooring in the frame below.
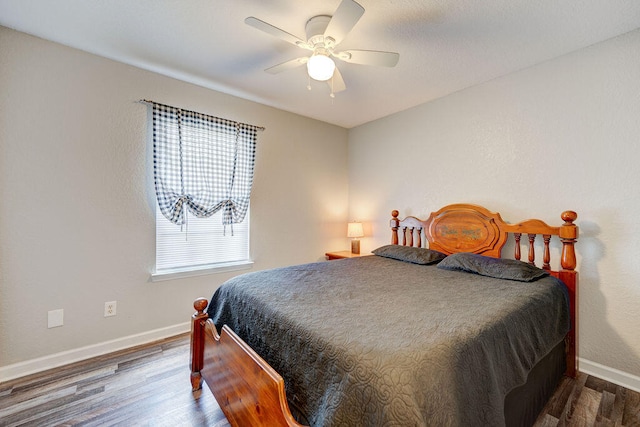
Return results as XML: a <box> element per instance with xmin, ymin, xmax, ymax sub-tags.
<box><xmin>1</xmin><ymin>333</ymin><xmax>638</xmax><ymax>426</ymax></box>
<box><xmin>533</xmin><ymin>372</ymin><xmax>640</xmax><ymax>426</ymax></box>
<box><xmin>0</xmin><ymin>334</ymin><xmax>229</xmax><ymax>427</ymax></box>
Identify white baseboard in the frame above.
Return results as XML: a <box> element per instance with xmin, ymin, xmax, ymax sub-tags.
<box><xmin>579</xmin><ymin>358</ymin><xmax>640</xmax><ymax>393</ymax></box>
<box><xmin>0</xmin><ymin>322</ymin><xmax>190</xmax><ymax>384</ymax></box>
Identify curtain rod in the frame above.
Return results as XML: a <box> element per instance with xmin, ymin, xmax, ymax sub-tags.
<box><xmin>139</xmin><ymin>99</ymin><xmax>265</xmax><ymax>131</ymax></box>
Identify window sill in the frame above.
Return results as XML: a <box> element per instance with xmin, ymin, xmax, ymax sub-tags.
<box><xmin>151</xmin><ymin>260</ymin><xmax>254</xmax><ymax>282</ymax></box>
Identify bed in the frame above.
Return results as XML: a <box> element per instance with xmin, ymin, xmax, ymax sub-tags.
<box><xmin>189</xmin><ymin>203</ymin><xmax>578</xmax><ymax>426</ymax></box>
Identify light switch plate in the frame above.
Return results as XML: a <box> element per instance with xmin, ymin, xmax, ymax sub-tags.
<box><xmin>48</xmin><ymin>309</ymin><xmax>64</xmax><ymax>328</ymax></box>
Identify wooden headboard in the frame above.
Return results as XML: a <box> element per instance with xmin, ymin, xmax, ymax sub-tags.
<box><xmin>391</xmin><ymin>203</ymin><xmax>577</xmax><ymax>269</ymax></box>
<box><xmin>390</xmin><ymin>203</ymin><xmax>579</xmax><ymax>376</ymax></box>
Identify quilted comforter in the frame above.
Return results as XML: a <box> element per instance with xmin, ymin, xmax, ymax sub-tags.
<box><xmin>207</xmin><ymin>255</ymin><xmax>569</xmax><ymax>427</ymax></box>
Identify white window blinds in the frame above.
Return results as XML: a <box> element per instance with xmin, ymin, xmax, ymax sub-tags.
<box><xmin>155</xmin><ymin>205</ymin><xmax>250</xmax><ymax>272</ymax></box>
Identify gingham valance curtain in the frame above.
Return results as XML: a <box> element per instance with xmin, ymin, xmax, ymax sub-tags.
<box><xmin>152</xmin><ymin>102</ymin><xmax>259</xmax><ymax>227</ymax></box>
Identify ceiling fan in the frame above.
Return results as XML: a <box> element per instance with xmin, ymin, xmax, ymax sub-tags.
<box><xmin>245</xmin><ymin>0</ymin><xmax>399</xmax><ymax>97</ymax></box>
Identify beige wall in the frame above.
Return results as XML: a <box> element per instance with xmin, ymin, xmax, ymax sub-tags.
<box><xmin>349</xmin><ymin>29</ymin><xmax>640</xmax><ymax>381</ymax></box>
<box><xmin>0</xmin><ymin>26</ymin><xmax>349</xmax><ymax>370</ymax></box>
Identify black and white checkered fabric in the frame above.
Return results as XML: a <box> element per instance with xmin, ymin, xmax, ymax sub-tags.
<box><xmin>152</xmin><ymin>102</ymin><xmax>258</xmax><ymax>226</ymax></box>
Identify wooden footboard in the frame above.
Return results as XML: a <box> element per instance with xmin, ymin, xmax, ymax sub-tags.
<box><xmin>190</xmin><ymin>298</ymin><xmax>305</xmax><ymax>427</ymax></box>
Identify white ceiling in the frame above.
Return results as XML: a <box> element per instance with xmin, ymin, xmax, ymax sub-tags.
<box><xmin>1</xmin><ymin>0</ymin><xmax>640</xmax><ymax>128</ymax></box>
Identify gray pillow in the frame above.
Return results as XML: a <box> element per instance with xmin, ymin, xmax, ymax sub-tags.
<box><xmin>437</xmin><ymin>252</ymin><xmax>549</xmax><ymax>282</ymax></box>
<box><xmin>372</xmin><ymin>245</ymin><xmax>447</xmax><ymax>265</ymax></box>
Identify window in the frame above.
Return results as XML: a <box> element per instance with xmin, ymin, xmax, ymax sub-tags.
<box><xmin>148</xmin><ymin>101</ymin><xmax>261</xmax><ymax>279</ymax></box>
<box><xmin>154</xmin><ymin>205</ymin><xmax>250</xmax><ymax>277</ymax></box>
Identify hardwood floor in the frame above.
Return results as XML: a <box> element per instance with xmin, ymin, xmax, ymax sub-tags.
<box><xmin>0</xmin><ymin>334</ymin><xmax>229</xmax><ymax>427</ymax></box>
<box><xmin>534</xmin><ymin>373</ymin><xmax>640</xmax><ymax>427</ymax></box>
<box><xmin>1</xmin><ymin>333</ymin><xmax>638</xmax><ymax>426</ymax></box>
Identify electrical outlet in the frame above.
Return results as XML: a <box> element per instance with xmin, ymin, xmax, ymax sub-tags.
<box><xmin>104</xmin><ymin>301</ymin><xmax>117</xmax><ymax>317</ymax></box>
<box><xmin>48</xmin><ymin>309</ymin><xmax>64</xmax><ymax>328</ymax></box>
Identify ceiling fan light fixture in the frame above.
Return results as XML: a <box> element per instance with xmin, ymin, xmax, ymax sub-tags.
<box><xmin>246</xmin><ymin>0</ymin><xmax>398</xmax><ymax>95</ymax></box>
<box><xmin>307</xmin><ymin>54</ymin><xmax>335</xmax><ymax>81</ymax></box>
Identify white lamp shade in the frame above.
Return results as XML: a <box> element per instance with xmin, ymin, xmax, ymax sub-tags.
<box><xmin>307</xmin><ymin>54</ymin><xmax>336</xmax><ymax>81</ymax></box>
<box><xmin>347</xmin><ymin>222</ymin><xmax>364</xmax><ymax>238</ymax></box>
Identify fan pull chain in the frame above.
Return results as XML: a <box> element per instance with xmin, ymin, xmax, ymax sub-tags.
<box><xmin>307</xmin><ymin>74</ymin><xmax>311</xmax><ymax>91</ymax></box>
<box><xmin>330</xmin><ymin>75</ymin><xmax>335</xmax><ymax>102</ymax></box>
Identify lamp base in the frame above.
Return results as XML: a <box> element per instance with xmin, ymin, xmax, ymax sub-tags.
<box><xmin>351</xmin><ymin>239</ymin><xmax>360</xmax><ymax>254</ymax></box>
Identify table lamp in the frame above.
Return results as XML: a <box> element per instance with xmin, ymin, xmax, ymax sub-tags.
<box><xmin>347</xmin><ymin>222</ymin><xmax>364</xmax><ymax>254</ymax></box>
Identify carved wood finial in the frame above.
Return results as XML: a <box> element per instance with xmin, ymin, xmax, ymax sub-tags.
<box><xmin>194</xmin><ymin>297</ymin><xmax>208</xmax><ymax>314</ymax></box>
<box><xmin>561</xmin><ymin>211</ymin><xmax>577</xmax><ymax>224</ymax></box>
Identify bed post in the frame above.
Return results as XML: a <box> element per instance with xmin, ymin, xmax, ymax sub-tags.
<box><xmin>190</xmin><ymin>297</ymin><xmax>209</xmax><ymax>391</ymax></box>
<box><xmin>559</xmin><ymin>211</ymin><xmax>579</xmax><ymax>378</ymax></box>
<box><xmin>390</xmin><ymin>210</ymin><xmax>400</xmax><ymax>244</ymax></box>
<box><xmin>559</xmin><ymin>211</ymin><xmax>578</xmax><ymax>271</ymax></box>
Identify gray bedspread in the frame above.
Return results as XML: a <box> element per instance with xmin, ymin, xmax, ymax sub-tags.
<box><xmin>207</xmin><ymin>255</ymin><xmax>569</xmax><ymax>427</ymax></box>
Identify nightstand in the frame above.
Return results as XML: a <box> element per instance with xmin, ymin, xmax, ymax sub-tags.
<box><xmin>325</xmin><ymin>250</ymin><xmax>367</xmax><ymax>260</ymax></box>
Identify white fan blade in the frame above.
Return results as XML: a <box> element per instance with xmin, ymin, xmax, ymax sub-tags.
<box><xmin>337</xmin><ymin>50</ymin><xmax>399</xmax><ymax>67</ymax></box>
<box><xmin>265</xmin><ymin>57</ymin><xmax>309</xmax><ymax>74</ymax></box>
<box><xmin>324</xmin><ymin>0</ymin><xmax>365</xmax><ymax>45</ymax></box>
<box><xmin>245</xmin><ymin>17</ymin><xmax>309</xmax><ymax>48</ymax></box>
<box><xmin>328</xmin><ymin>67</ymin><xmax>347</xmax><ymax>93</ymax></box>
